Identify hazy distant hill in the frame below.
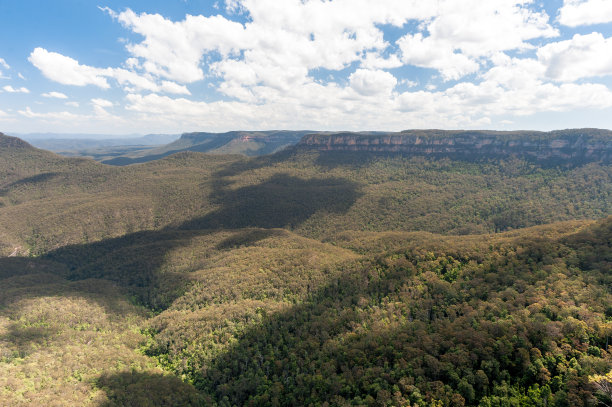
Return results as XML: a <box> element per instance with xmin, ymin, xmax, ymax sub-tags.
<box><xmin>11</xmin><ymin>133</ymin><xmax>181</xmax><ymax>162</ymax></box>
<box><xmin>34</xmin><ymin>128</ymin><xmax>612</xmax><ymax>166</ymax></box>
<box><xmin>20</xmin><ymin>133</ymin><xmax>180</xmax><ymax>150</ymax></box>
<box><xmin>101</xmin><ymin>130</ymin><xmax>315</xmax><ymax>165</ymax></box>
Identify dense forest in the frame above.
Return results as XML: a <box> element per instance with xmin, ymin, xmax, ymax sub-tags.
<box><xmin>0</xmin><ymin>132</ymin><xmax>610</xmax><ymax>406</ymax></box>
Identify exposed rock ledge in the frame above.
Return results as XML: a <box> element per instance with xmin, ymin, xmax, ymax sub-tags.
<box><xmin>297</xmin><ymin>129</ymin><xmax>612</xmax><ymax>163</ymax></box>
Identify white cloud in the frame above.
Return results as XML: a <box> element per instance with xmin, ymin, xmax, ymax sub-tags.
<box><xmin>160</xmin><ymin>81</ymin><xmax>191</xmax><ymax>95</ymax></box>
<box><xmin>18</xmin><ymin>2</ymin><xmax>612</xmax><ymax>132</ymax></box>
<box><xmin>394</xmin><ymin>80</ymin><xmax>612</xmax><ymax>125</ymax></box>
<box><xmin>349</xmin><ymin>69</ymin><xmax>397</xmax><ymax>96</ymax></box>
<box><xmin>483</xmin><ymin>54</ymin><xmax>545</xmax><ymax>90</ymax></box>
<box><xmin>42</xmin><ymin>91</ymin><xmax>68</xmax><ymax>99</ymax></box>
<box><xmin>398</xmin><ymin>0</ymin><xmax>557</xmax><ymax>80</ymax></box>
<box><xmin>2</xmin><ymin>85</ymin><xmax>30</xmax><ymax>93</ymax></box>
<box><xmin>558</xmin><ymin>0</ymin><xmax>612</xmax><ymax>27</ymax></box>
<box><xmin>0</xmin><ymin>58</ymin><xmax>9</xmax><ymax>77</ymax></box>
<box><xmin>399</xmin><ymin>79</ymin><xmax>418</xmax><ymax>88</ymax></box>
<box><xmin>125</xmin><ymin>57</ymin><xmax>140</xmax><ymax>69</ymax></box>
<box><xmin>18</xmin><ymin>102</ymin><xmax>123</xmax><ymax>126</ymax></box>
<box><xmin>19</xmin><ymin>107</ymin><xmax>83</xmax><ymax>120</ymax></box>
<box><xmin>105</xmin><ymin>7</ymin><xmax>249</xmax><ymax>83</ymax></box>
<box><xmin>398</xmin><ymin>33</ymin><xmax>480</xmax><ymax>80</ymax></box>
<box><xmin>29</xmin><ymin>48</ymin><xmax>110</xmax><ymax>88</ymax></box>
<box><xmin>29</xmin><ymin>47</ymin><xmax>190</xmax><ymax>95</ymax></box>
<box><xmin>360</xmin><ymin>53</ymin><xmax>403</xmax><ymax>70</ymax></box>
<box><xmin>91</xmin><ymin>98</ymin><xmax>113</xmax><ymax>108</ymax></box>
<box><xmin>91</xmin><ymin>98</ymin><xmax>114</xmax><ymax>116</ymax></box>
<box><xmin>65</xmin><ymin>101</ymin><xmax>80</xmax><ymax>107</ymax></box>
<box><xmin>18</xmin><ymin>73</ymin><xmax>25</xmax><ymax>80</ymax></box>
<box><xmin>120</xmin><ymin>66</ymin><xmax>612</xmax><ymax>133</ymax></box>
<box><xmin>537</xmin><ymin>33</ymin><xmax>612</xmax><ymax>81</ymax></box>
<box><xmin>104</xmin><ymin>1</ymin><xmax>436</xmax><ymax>90</ymax></box>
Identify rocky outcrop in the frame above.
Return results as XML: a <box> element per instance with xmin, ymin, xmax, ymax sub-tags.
<box><xmin>298</xmin><ymin>129</ymin><xmax>612</xmax><ymax>163</ymax></box>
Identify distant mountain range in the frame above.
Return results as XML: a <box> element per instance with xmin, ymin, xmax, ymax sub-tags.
<box><xmin>8</xmin><ymin>131</ymin><xmax>315</xmax><ymax>164</ymax></box>
<box><xmin>100</xmin><ymin>130</ymin><xmax>315</xmax><ymax>165</ymax></box>
<box><xmin>9</xmin><ymin>133</ymin><xmax>179</xmax><ymax>160</ymax></box>
<box><xmin>10</xmin><ymin>128</ymin><xmax>612</xmax><ymax>166</ymax></box>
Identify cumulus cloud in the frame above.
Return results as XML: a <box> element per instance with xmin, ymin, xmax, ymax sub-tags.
<box><xmin>349</xmin><ymin>69</ymin><xmax>397</xmax><ymax>96</ymax></box>
<box><xmin>19</xmin><ymin>107</ymin><xmax>83</xmax><ymax>120</ymax></box>
<box><xmin>103</xmin><ymin>0</ymin><xmax>435</xmax><ymax>92</ymax></box>
<box><xmin>29</xmin><ymin>47</ymin><xmax>190</xmax><ymax>95</ymax></box>
<box><xmin>65</xmin><ymin>101</ymin><xmax>79</xmax><ymax>107</ymax></box>
<box><xmin>29</xmin><ymin>48</ymin><xmax>110</xmax><ymax>88</ymax></box>
<box><xmin>0</xmin><ymin>58</ymin><xmax>9</xmax><ymax>77</ymax></box>
<box><xmin>91</xmin><ymin>98</ymin><xmax>114</xmax><ymax>116</ymax></box>
<box><xmin>398</xmin><ymin>33</ymin><xmax>480</xmax><ymax>80</ymax></box>
<box><xmin>42</xmin><ymin>91</ymin><xmax>68</xmax><ymax>99</ymax></box>
<box><xmin>398</xmin><ymin>0</ymin><xmax>557</xmax><ymax>80</ymax></box>
<box><xmin>360</xmin><ymin>53</ymin><xmax>403</xmax><ymax>70</ymax></box>
<box><xmin>18</xmin><ymin>101</ymin><xmax>123</xmax><ymax>126</ymax></box>
<box><xmin>2</xmin><ymin>85</ymin><xmax>30</xmax><ymax>93</ymax></box>
<box><xmin>537</xmin><ymin>33</ymin><xmax>612</xmax><ymax>81</ymax></box>
<box><xmin>120</xmin><ymin>68</ymin><xmax>612</xmax><ymax>133</ymax></box>
<box><xmin>21</xmin><ymin>1</ymin><xmax>612</xmax><ymax>131</ymax></box>
<box><xmin>558</xmin><ymin>0</ymin><xmax>612</xmax><ymax>26</ymax></box>
<box><xmin>91</xmin><ymin>98</ymin><xmax>113</xmax><ymax>108</ymax></box>
<box><xmin>104</xmin><ymin>7</ymin><xmax>249</xmax><ymax>83</ymax></box>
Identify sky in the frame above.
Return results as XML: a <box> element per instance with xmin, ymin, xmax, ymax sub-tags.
<box><xmin>1</xmin><ymin>0</ymin><xmax>612</xmax><ymax>135</ymax></box>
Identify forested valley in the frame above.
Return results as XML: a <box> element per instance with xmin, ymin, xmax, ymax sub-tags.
<box><xmin>0</xmin><ymin>132</ymin><xmax>610</xmax><ymax>406</ymax></box>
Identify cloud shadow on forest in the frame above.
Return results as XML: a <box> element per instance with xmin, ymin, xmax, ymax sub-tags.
<box><xmin>96</xmin><ymin>371</ymin><xmax>205</xmax><ymax>406</ymax></box>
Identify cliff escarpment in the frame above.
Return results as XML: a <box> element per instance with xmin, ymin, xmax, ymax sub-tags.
<box><xmin>298</xmin><ymin>129</ymin><xmax>612</xmax><ymax>163</ymax></box>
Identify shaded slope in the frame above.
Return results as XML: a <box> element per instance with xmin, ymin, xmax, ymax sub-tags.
<box><xmin>148</xmin><ymin>218</ymin><xmax>611</xmax><ymax>406</ymax></box>
<box><xmin>0</xmin><ymin>255</ymin><xmax>203</xmax><ymax>407</ymax></box>
<box><xmin>1</xmin><ymin>132</ymin><xmax>611</xmax><ymax>255</ymax></box>
<box><xmin>1</xmin><ymin>129</ymin><xmax>611</xmax><ymax>406</ymax></box>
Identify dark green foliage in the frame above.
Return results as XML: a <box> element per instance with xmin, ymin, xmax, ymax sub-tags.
<box><xmin>97</xmin><ymin>371</ymin><xmax>206</xmax><ymax>406</ymax></box>
<box><xmin>0</xmin><ymin>132</ymin><xmax>611</xmax><ymax>406</ymax></box>
<box><xmin>141</xmin><ymin>219</ymin><xmax>610</xmax><ymax>406</ymax></box>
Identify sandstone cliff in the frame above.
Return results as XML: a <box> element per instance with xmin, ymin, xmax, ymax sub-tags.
<box><xmin>298</xmin><ymin>129</ymin><xmax>612</xmax><ymax>163</ymax></box>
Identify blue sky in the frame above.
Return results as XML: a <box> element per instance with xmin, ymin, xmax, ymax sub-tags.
<box><xmin>1</xmin><ymin>0</ymin><xmax>612</xmax><ymax>135</ymax></box>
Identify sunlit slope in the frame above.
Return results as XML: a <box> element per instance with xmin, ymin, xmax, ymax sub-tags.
<box><xmin>0</xmin><ymin>257</ymin><xmax>203</xmax><ymax>406</ymax></box>
<box><xmin>0</xmin><ymin>132</ymin><xmax>610</xmax><ymax>406</ymax></box>
<box><xmin>138</xmin><ymin>217</ymin><xmax>611</xmax><ymax>406</ymax></box>
<box><xmin>3</xmin><ymin>216</ymin><xmax>606</xmax><ymax>406</ymax></box>
<box><xmin>0</xmin><ymin>227</ymin><xmax>360</xmax><ymax>406</ymax></box>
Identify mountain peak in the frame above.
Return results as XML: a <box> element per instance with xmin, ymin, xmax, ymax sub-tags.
<box><xmin>0</xmin><ymin>133</ymin><xmax>34</xmax><ymax>150</ymax></box>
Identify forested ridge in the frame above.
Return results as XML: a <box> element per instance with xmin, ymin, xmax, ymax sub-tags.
<box><xmin>0</xmin><ymin>132</ymin><xmax>610</xmax><ymax>406</ymax></box>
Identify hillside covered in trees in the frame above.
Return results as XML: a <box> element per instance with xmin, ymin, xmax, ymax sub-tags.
<box><xmin>0</xmin><ymin>131</ymin><xmax>610</xmax><ymax>406</ymax></box>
